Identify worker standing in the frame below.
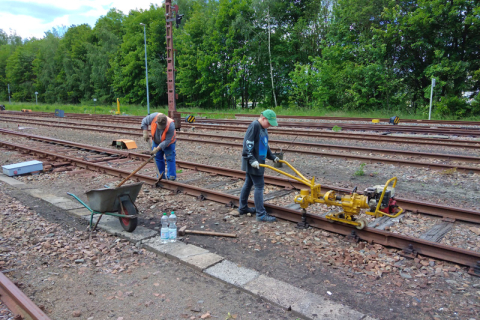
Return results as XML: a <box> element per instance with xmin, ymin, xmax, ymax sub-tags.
<box><xmin>141</xmin><ymin>113</ymin><xmax>177</xmax><ymax>181</ymax></box>
<box><xmin>238</xmin><ymin>109</ymin><xmax>279</xmax><ymax>222</ymax></box>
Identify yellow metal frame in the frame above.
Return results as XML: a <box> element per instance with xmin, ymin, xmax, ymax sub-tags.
<box><xmin>260</xmin><ymin>160</ymin><xmax>403</xmax><ymax>229</ymax></box>
<box><xmin>364</xmin><ymin>177</ymin><xmax>403</xmax><ymax>218</ymax></box>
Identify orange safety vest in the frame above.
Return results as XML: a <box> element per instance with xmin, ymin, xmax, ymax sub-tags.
<box><xmin>151</xmin><ymin>114</ymin><xmax>176</xmax><ymax>146</ymax></box>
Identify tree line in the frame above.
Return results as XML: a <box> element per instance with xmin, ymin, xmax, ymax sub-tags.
<box><xmin>0</xmin><ymin>0</ymin><xmax>479</xmax><ymax>118</ymax></box>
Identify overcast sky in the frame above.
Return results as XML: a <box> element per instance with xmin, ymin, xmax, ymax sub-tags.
<box><xmin>0</xmin><ymin>0</ymin><xmax>162</xmax><ymax>39</ymax></box>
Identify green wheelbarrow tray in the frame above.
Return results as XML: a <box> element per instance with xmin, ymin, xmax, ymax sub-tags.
<box><xmin>67</xmin><ymin>182</ymin><xmax>144</xmax><ymax>232</ymax></box>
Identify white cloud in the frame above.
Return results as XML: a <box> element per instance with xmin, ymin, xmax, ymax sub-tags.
<box><xmin>0</xmin><ymin>0</ymin><xmax>164</xmax><ymax>39</ymax></box>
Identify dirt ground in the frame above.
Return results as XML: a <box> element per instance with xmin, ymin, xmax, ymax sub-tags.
<box><xmin>1</xmin><ymin>117</ymin><xmax>480</xmax><ymax>320</ymax></box>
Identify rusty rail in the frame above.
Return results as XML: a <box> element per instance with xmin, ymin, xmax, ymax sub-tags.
<box><xmin>0</xmin><ymin>272</ymin><xmax>51</xmax><ymax>320</ymax></box>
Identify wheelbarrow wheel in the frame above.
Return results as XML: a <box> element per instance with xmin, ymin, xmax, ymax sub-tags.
<box><xmin>118</xmin><ymin>200</ymin><xmax>138</xmax><ymax>232</ymax></box>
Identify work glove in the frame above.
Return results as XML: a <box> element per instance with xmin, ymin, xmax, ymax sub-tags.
<box><xmin>251</xmin><ymin>161</ymin><xmax>260</xmax><ymax>169</ymax></box>
<box><xmin>150</xmin><ymin>146</ymin><xmax>161</xmax><ymax>155</ymax></box>
<box><xmin>273</xmin><ymin>157</ymin><xmax>280</xmax><ymax>163</ymax></box>
<box><xmin>142</xmin><ymin>130</ymin><xmax>150</xmax><ymax>142</ymax></box>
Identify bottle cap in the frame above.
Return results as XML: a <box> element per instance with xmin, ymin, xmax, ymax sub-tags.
<box><xmin>163</xmin><ymin>212</ymin><xmax>167</xmax><ymax>215</ymax></box>
<box><xmin>171</xmin><ymin>211</ymin><xmax>174</xmax><ymax>214</ymax></box>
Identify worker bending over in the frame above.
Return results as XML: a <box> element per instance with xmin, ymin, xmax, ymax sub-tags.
<box><xmin>238</xmin><ymin>109</ymin><xmax>279</xmax><ymax>222</ymax></box>
<box><xmin>141</xmin><ymin>113</ymin><xmax>177</xmax><ymax>181</ymax></box>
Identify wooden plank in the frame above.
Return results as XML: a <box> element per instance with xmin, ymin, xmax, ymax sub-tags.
<box><xmin>368</xmin><ymin>214</ymin><xmax>404</xmax><ymax>230</ymax></box>
<box><xmin>419</xmin><ymin>221</ymin><xmax>453</xmax><ymax>242</ymax></box>
<box><xmin>264</xmin><ymin>189</ymin><xmax>294</xmax><ymax>201</ymax></box>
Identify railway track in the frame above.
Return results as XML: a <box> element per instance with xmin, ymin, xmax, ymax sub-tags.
<box><xmin>3</xmin><ymin>110</ymin><xmax>480</xmax><ymax>136</ymax></box>
<box><xmin>2</xmin><ymin>116</ymin><xmax>480</xmax><ymax>174</ymax></box>
<box><xmin>1</xmin><ymin>128</ymin><xmax>479</xmax><ymax>223</ymax></box>
<box><xmin>6</xmin><ymin>113</ymin><xmax>480</xmax><ymax>153</ymax></box>
<box><xmin>1</xmin><ymin>129</ymin><xmax>480</xmax><ymax>273</ymax></box>
<box><xmin>192</xmin><ymin>118</ymin><xmax>480</xmax><ymax>137</ymax></box>
<box><xmin>7</xmin><ymin>115</ymin><xmax>480</xmax><ymax>150</ymax></box>
<box><xmin>0</xmin><ymin>272</ymin><xmax>51</xmax><ymax>320</ymax></box>
<box><xmin>178</xmin><ymin>111</ymin><xmax>480</xmax><ymax>127</ymax></box>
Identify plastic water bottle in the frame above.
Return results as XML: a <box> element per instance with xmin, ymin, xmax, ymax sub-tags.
<box><xmin>160</xmin><ymin>213</ymin><xmax>169</xmax><ymax>243</ymax></box>
<box><xmin>168</xmin><ymin>211</ymin><xmax>177</xmax><ymax>242</ymax></box>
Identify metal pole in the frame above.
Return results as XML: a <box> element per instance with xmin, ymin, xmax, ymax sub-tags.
<box><xmin>428</xmin><ymin>78</ymin><xmax>435</xmax><ymax>120</ymax></box>
<box><xmin>141</xmin><ymin>24</ymin><xmax>150</xmax><ymax>115</ymax></box>
<box><xmin>8</xmin><ymin>84</ymin><xmax>10</xmax><ymax>103</ymax></box>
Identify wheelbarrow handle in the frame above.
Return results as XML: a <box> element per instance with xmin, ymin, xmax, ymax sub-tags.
<box><xmin>116</xmin><ymin>153</ymin><xmax>156</xmax><ymax>188</ymax></box>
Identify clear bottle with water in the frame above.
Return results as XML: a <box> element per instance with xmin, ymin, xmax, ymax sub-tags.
<box><xmin>160</xmin><ymin>213</ymin><xmax>169</xmax><ymax>243</ymax></box>
<box><xmin>168</xmin><ymin>211</ymin><xmax>177</xmax><ymax>242</ymax></box>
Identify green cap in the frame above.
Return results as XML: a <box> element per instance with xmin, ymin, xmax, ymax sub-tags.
<box><xmin>262</xmin><ymin>109</ymin><xmax>278</xmax><ymax>126</ymax></box>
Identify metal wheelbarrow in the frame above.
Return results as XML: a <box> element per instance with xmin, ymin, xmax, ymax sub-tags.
<box><xmin>67</xmin><ymin>152</ymin><xmax>162</xmax><ymax>232</ymax></box>
<box><xmin>68</xmin><ymin>182</ymin><xmax>144</xmax><ymax>232</ymax></box>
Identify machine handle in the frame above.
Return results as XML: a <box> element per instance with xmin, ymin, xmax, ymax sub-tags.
<box><xmin>260</xmin><ymin>160</ymin><xmax>312</xmax><ymax>187</ymax></box>
<box><xmin>369</xmin><ymin>177</ymin><xmax>403</xmax><ymax>218</ymax></box>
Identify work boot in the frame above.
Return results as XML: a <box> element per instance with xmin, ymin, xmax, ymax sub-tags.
<box><xmin>238</xmin><ymin>207</ymin><xmax>256</xmax><ymax>215</ymax></box>
<box><xmin>256</xmin><ymin>214</ymin><xmax>277</xmax><ymax>222</ymax></box>
<box><xmin>168</xmin><ymin>176</ymin><xmax>176</xmax><ymax>181</ymax></box>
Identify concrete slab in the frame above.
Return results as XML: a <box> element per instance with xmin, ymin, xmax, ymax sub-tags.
<box><xmin>10</xmin><ymin>183</ymin><xmax>39</xmax><ymax>190</ymax></box>
<box><xmin>142</xmin><ymin>238</ymin><xmax>210</xmax><ymax>260</ymax></box>
<box><xmin>142</xmin><ymin>238</ymin><xmax>185</xmax><ymax>256</ymax></box>
<box><xmin>291</xmin><ymin>292</ymin><xmax>365</xmax><ymax>320</ymax></box>
<box><xmin>243</xmin><ymin>274</ymin><xmax>307</xmax><ymax>308</ymax></box>
<box><xmin>82</xmin><ymin>215</ymin><xmax>157</xmax><ymax>243</ymax></box>
<box><xmin>68</xmin><ymin>208</ymin><xmax>92</xmax><ymax>216</ymax></box>
<box><xmin>51</xmin><ymin>200</ymin><xmax>86</xmax><ymax>210</ymax></box>
<box><xmin>205</xmin><ymin>260</ymin><xmax>259</xmax><ymax>287</ymax></box>
<box><xmin>0</xmin><ymin>174</ymin><xmax>25</xmax><ymax>186</ymax></box>
<box><xmin>182</xmin><ymin>253</ymin><xmax>224</xmax><ymax>271</ymax></box>
<box><xmin>24</xmin><ymin>189</ymin><xmax>53</xmax><ymax>198</ymax></box>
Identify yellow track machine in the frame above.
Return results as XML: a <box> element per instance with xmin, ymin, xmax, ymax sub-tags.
<box><xmin>260</xmin><ymin>160</ymin><xmax>403</xmax><ymax>229</ymax></box>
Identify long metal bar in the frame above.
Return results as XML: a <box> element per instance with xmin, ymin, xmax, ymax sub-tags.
<box><xmin>0</xmin><ymin>272</ymin><xmax>51</xmax><ymax>320</ymax></box>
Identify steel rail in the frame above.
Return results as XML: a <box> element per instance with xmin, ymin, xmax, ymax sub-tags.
<box><xmin>1</xmin><ymin>139</ymin><xmax>479</xmax><ymax>270</ymax></box>
<box><xmin>2</xmin><ymin>128</ymin><xmax>478</xmax><ymax>224</ymax></box>
<box><xmin>2</xmin><ymin>121</ymin><xmax>480</xmax><ymax>174</ymax></box>
<box><xmin>4</xmin><ymin>114</ymin><xmax>480</xmax><ymax>150</ymax></box>
<box><xmin>5</xmin><ymin>110</ymin><xmax>480</xmax><ymax>127</ymax></box>
<box><xmin>178</xmin><ymin>111</ymin><xmax>480</xmax><ymax>127</ymax></box>
<box><xmin>182</xmin><ymin>123</ymin><xmax>480</xmax><ymax>149</ymax></box>
<box><xmin>179</xmin><ymin>137</ymin><xmax>480</xmax><ymax>174</ymax></box>
<box><xmin>4</xmin><ymin>117</ymin><xmax>480</xmax><ymax>162</ymax></box>
<box><xmin>179</xmin><ymin>131</ymin><xmax>480</xmax><ymax>163</ymax></box>
<box><xmin>192</xmin><ymin>118</ymin><xmax>480</xmax><ymax>137</ymax></box>
<box><xmin>4</xmin><ymin>111</ymin><xmax>480</xmax><ymax>136</ymax></box>
<box><xmin>0</xmin><ymin>272</ymin><xmax>51</xmax><ymax>320</ymax></box>
<box><xmin>6</xmin><ymin>115</ymin><xmax>480</xmax><ymax>149</ymax></box>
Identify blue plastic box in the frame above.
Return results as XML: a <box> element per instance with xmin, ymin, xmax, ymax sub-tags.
<box><xmin>2</xmin><ymin>160</ymin><xmax>43</xmax><ymax>177</ymax></box>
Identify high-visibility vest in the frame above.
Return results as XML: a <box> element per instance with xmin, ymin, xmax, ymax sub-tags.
<box><xmin>151</xmin><ymin>114</ymin><xmax>176</xmax><ymax>146</ymax></box>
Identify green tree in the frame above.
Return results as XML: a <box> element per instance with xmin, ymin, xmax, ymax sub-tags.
<box><xmin>113</xmin><ymin>5</ymin><xmax>166</xmax><ymax>108</ymax></box>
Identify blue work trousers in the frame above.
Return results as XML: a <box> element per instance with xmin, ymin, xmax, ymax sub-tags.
<box><xmin>152</xmin><ymin>141</ymin><xmax>176</xmax><ymax>180</ymax></box>
<box><xmin>239</xmin><ymin>173</ymin><xmax>267</xmax><ymax>217</ymax></box>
